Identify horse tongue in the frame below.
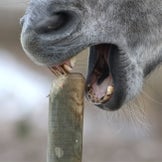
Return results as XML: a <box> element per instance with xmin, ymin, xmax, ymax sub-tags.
<box><xmin>92</xmin><ymin>77</ymin><xmax>112</xmax><ymax>99</ymax></box>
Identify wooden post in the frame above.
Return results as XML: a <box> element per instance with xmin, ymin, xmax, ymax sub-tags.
<box><xmin>47</xmin><ymin>73</ymin><xmax>85</xmax><ymax>162</ymax></box>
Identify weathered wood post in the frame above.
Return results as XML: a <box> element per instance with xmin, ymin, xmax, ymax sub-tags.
<box><xmin>47</xmin><ymin>73</ymin><xmax>85</xmax><ymax>162</ymax></box>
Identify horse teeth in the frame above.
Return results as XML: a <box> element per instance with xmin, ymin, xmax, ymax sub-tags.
<box><xmin>56</xmin><ymin>66</ymin><xmax>65</xmax><ymax>75</ymax></box>
<box><xmin>106</xmin><ymin>86</ymin><xmax>114</xmax><ymax>95</ymax></box>
<box><xmin>70</xmin><ymin>57</ymin><xmax>76</xmax><ymax>68</ymax></box>
<box><xmin>49</xmin><ymin>67</ymin><xmax>60</xmax><ymax>77</ymax></box>
<box><xmin>63</xmin><ymin>64</ymin><xmax>73</xmax><ymax>73</ymax></box>
<box><xmin>87</xmin><ymin>84</ymin><xmax>91</xmax><ymax>88</ymax></box>
<box><xmin>103</xmin><ymin>95</ymin><xmax>111</xmax><ymax>102</ymax></box>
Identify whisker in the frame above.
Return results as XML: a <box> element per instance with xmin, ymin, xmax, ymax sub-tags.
<box><xmin>104</xmin><ymin>95</ymin><xmax>151</xmax><ymax>136</ymax></box>
<box><xmin>141</xmin><ymin>90</ymin><xmax>162</xmax><ymax>106</ymax></box>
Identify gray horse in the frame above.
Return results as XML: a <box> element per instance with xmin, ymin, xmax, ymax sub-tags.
<box><xmin>21</xmin><ymin>0</ymin><xmax>162</xmax><ymax>110</ymax></box>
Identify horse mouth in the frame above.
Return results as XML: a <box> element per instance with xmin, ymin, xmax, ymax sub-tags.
<box><xmin>49</xmin><ymin>43</ymin><xmax>120</xmax><ymax>107</ymax></box>
<box><xmin>86</xmin><ymin>44</ymin><xmax>115</xmax><ymax>105</ymax></box>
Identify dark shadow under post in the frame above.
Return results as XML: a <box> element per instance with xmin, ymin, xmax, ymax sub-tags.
<box><xmin>47</xmin><ymin>74</ymin><xmax>85</xmax><ymax>162</ymax></box>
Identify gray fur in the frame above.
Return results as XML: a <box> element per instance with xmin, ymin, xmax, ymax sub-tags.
<box><xmin>21</xmin><ymin>0</ymin><xmax>162</xmax><ymax>110</ymax></box>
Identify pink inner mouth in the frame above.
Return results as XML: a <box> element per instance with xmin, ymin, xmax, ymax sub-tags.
<box><xmin>91</xmin><ymin>76</ymin><xmax>113</xmax><ymax>99</ymax></box>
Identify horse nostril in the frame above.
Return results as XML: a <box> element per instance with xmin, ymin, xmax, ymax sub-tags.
<box><xmin>34</xmin><ymin>12</ymin><xmax>68</xmax><ymax>34</ymax></box>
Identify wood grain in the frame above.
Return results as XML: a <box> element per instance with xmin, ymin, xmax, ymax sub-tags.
<box><xmin>47</xmin><ymin>74</ymin><xmax>85</xmax><ymax>162</ymax></box>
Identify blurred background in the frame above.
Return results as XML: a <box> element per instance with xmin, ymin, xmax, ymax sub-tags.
<box><xmin>0</xmin><ymin>1</ymin><xmax>162</xmax><ymax>162</ymax></box>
